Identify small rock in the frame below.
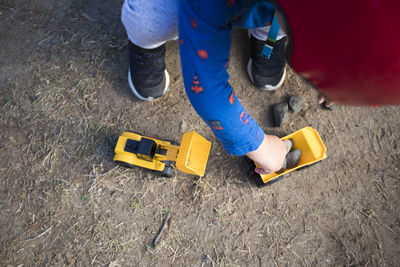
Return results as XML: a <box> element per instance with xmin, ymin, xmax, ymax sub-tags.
<box><xmin>286</xmin><ymin>149</ymin><xmax>301</xmax><ymax>169</ymax></box>
<box><xmin>278</xmin><ymin>148</ymin><xmax>302</xmax><ymax>173</ymax></box>
<box><xmin>288</xmin><ymin>95</ymin><xmax>303</xmax><ymax>112</ymax></box>
<box><xmin>284</xmin><ymin>139</ymin><xmax>294</xmax><ymax>153</ymax></box>
<box><xmin>51</xmin><ymin>35</ymin><xmax>60</xmax><ymax>44</ymax></box>
<box><xmin>202</xmin><ymin>255</ymin><xmax>211</xmax><ymax>264</ymax></box>
<box><xmin>272</xmin><ymin>103</ymin><xmax>288</xmax><ymax>127</ymax></box>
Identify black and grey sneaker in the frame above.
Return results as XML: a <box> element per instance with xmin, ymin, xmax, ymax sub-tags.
<box><xmin>128</xmin><ymin>41</ymin><xmax>170</xmax><ymax>101</ymax></box>
<box><xmin>247</xmin><ymin>35</ymin><xmax>287</xmax><ymax>91</ymax></box>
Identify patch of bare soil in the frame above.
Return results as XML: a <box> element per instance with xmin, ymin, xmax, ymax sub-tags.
<box><xmin>1</xmin><ymin>0</ymin><xmax>399</xmax><ymax>266</ymax></box>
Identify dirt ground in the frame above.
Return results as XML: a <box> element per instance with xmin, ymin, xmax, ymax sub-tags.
<box><xmin>1</xmin><ymin>1</ymin><xmax>400</xmax><ymax>266</ymax></box>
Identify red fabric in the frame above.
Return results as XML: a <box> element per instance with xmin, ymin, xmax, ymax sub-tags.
<box><xmin>276</xmin><ymin>0</ymin><xmax>400</xmax><ymax>105</ymax></box>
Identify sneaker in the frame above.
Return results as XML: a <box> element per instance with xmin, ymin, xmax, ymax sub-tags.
<box><xmin>128</xmin><ymin>41</ymin><xmax>170</xmax><ymax>101</ymax></box>
<box><xmin>247</xmin><ymin>35</ymin><xmax>287</xmax><ymax>90</ymax></box>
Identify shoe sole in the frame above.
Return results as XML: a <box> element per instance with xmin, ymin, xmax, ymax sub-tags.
<box><xmin>128</xmin><ymin>69</ymin><xmax>170</xmax><ymax>101</ymax></box>
<box><xmin>247</xmin><ymin>58</ymin><xmax>286</xmax><ymax>91</ymax></box>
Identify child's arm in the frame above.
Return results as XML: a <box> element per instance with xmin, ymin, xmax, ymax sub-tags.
<box><xmin>178</xmin><ymin>0</ymin><xmax>286</xmax><ymax>173</ymax></box>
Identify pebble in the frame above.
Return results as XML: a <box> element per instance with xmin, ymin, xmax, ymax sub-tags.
<box><xmin>288</xmin><ymin>95</ymin><xmax>303</xmax><ymax>113</ymax></box>
<box><xmin>51</xmin><ymin>35</ymin><xmax>59</xmax><ymax>44</ymax></box>
<box><xmin>203</xmin><ymin>255</ymin><xmax>211</xmax><ymax>264</ymax></box>
<box><xmin>284</xmin><ymin>139</ymin><xmax>294</xmax><ymax>152</ymax></box>
<box><xmin>286</xmin><ymin>149</ymin><xmax>301</xmax><ymax>169</ymax></box>
<box><xmin>272</xmin><ymin>102</ymin><xmax>288</xmax><ymax>127</ymax></box>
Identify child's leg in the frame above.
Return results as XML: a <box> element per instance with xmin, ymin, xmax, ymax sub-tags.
<box><xmin>121</xmin><ymin>0</ymin><xmax>178</xmax><ymax>49</ymax></box>
<box><xmin>121</xmin><ymin>0</ymin><xmax>178</xmax><ymax>100</ymax></box>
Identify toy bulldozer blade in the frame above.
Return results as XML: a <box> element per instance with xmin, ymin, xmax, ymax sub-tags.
<box><xmin>176</xmin><ymin>131</ymin><xmax>211</xmax><ymax>176</ymax></box>
<box><xmin>113</xmin><ymin>130</ymin><xmax>211</xmax><ymax>177</ymax></box>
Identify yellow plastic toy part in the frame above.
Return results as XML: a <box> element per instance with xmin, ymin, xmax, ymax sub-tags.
<box><xmin>176</xmin><ymin>131</ymin><xmax>212</xmax><ymax>176</ymax></box>
<box><xmin>113</xmin><ymin>132</ymin><xmax>172</xmax><ymax>171</ymax></box>
<box><xmin>258</xmin><ymin>127</ymin><xmax>327</xmax><ymax>185</ymax></box>
<box><xmin>113</xmin><ymin>131</ymin><xmax>211</xmax><ymax>176</ymax></box>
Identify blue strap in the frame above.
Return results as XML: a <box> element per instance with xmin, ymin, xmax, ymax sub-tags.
<box><xmin>261</xmin><ymin>14</ymin><xmax>280</xmax><ymax>59</ymax></box>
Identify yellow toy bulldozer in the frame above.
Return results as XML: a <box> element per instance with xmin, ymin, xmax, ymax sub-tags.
<box><xmin>114</xmin><ymin>131</ymin><xmax>211</xmax><ymax>177</ymax></box>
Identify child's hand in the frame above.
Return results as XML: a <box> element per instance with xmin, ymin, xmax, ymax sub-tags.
<box><xmin>246</xmin><ymin>134</ymin><xmax>287</xmax><ymax>174</ymax></box>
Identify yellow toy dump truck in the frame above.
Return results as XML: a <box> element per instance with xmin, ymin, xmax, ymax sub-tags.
<box><xmin>114</xmin><ymin>131</ymin><xmax>211</xmax><ymax>177</ymax></box>
<box><xmin>252</xmin><ymin>127</ymin><xmax>327</xmax><ymax>186</ymax></box>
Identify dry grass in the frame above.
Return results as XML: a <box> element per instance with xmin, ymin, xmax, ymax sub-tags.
<box><xmin>1</xmin><ymin>0</ymin><xmax>400</xmax><ymax>266</ymax></box>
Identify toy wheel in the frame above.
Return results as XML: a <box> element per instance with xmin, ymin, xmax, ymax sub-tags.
<box><xmin>161</xmin><ymin>166</ymin><xmax>175</xmax><ymax>178</ymax></box>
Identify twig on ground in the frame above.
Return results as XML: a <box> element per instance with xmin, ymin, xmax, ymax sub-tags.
<box><xmin>359</xmin><ymin>210</ymin><xmax>394</xmax><ymax>234</ymax></box>
<box><xmin>66</xmin><ymin>221</ymin><xmax>80</xmax><ymax>233</ymax></box>
<box><xmin>152</xmin><ymin>210</ymin><xmax>170</xmax><ymax>248</ymax></box>
<box><xmin>283</xmin><ymin>215</ymin><xmax>291</xmax><ymax>228</ymax></box>
<box><xmin>276</xmin><ymin>238</ymin><xmax>280</xmax><ymax>267</ymax></box>
<box><xmin>213</xmin><ymin>246</ymin><xmax>219</xmax><ymax>265</ymax></box>
<box><xmin>288</xmin><ymin>248</ymin><xmax>300</xmax><ymax>258</ymax></box>
<box><xmin>374</xmin><ymin>181</ymin><xmax>387</xmax><ymax>199</ymax></box>
<box><xmin>21</xmin><ymin>225</ymin><xmax>53</xmax><ymax>243</ymax></box>
<box><xmin>82</xmin><ymin>12</ymin><xmax>96</xmax><ymax>22</ymax></box>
